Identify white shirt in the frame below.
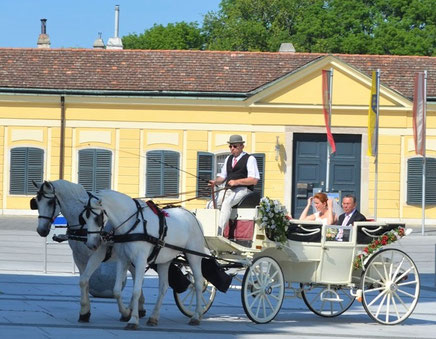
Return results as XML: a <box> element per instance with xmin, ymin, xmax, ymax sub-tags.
<box><xmin>342</xmin><ymin>209</ymin><xmax>356</xmax><ymax>226</ymax></box>
<box><xmin>217</xmin><ymin>152</ymin><xmax>260</xmax><ymax>180</ymax></box>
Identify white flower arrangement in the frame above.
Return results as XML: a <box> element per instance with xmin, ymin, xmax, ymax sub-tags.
<box><xmin>257</xmin><ymin>197</ymin><xmax>291</xmax><ymax>244</ymax></box>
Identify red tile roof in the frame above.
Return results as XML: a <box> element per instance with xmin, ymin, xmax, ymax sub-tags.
<box><xmin>0</xmin><ymin>48</ymin><xmax>434</xmax><ymax>99</ymax></box>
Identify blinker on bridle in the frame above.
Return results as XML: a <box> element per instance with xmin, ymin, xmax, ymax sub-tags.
<box><xmin>80</xmin><ymin>192</ymin><xmax>106</xmax><ymax>233</ymax></box>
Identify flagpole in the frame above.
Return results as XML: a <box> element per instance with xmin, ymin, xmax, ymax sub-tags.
<box><xmin>374</xmin><ymin>69</ymin><xmax>380</xmax><ymax>219</ymax></box>
<box><xmin>421</xmin><ymin>70</ymin><xmax>427</xmax><ymax>236</ymax></box>
<box><xmin>326</xmin><ymin>68</ymin><xmax>333</xmax><ymax>192</ymax></box>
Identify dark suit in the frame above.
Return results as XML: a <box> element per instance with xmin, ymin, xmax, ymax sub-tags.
<box><xmin>336</xmin><ymin>210</ymin><xmax>367</xmax><ymax>226</ymax></box>
<box><xmin>336</xmin><ymin>210</ymin><xmax>366</xmax><ymax>241</ymax></box>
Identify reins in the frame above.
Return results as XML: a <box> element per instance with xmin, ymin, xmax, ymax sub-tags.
<box><xmin>83</xmin><ymin>193</ymin><xmax>238</xmax><ymax>265</ymax></box>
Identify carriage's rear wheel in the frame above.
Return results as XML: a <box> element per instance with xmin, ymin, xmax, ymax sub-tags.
<box><xmin>241</xmin><ymin>256</ymin><xmax>284</xmax><ymax>324</ymax></box>
<box><xmin>361</xmin><ymin>248</ymin><xmax>420</xmax><ymax>325</ymax></box>
<box><xmin>173</xmin><ymin>270</ymin><xmax>216</xmax><ymax>318</ymax></box>
<box><xmin>300</xmin><ymin>283</ymin><xmax>355</xmax><ymax>317</ymax></box>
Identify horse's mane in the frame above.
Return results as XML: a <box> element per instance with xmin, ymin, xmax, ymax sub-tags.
<box><xmin>51</xmin><ymin>179</ymin><xmax>87</xmax><ymax>201</ymax></box>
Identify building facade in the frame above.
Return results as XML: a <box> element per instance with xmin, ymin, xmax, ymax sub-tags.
<box><xmin>0</xmin><ymin>49</ymin><xmax>435</xmax><ymax>224</ymax></box>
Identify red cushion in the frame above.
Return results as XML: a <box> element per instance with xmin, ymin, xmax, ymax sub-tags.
<box><xmin>223</xmin><ymin>220</ymin><xmax>254</xmax><ymax>240</ymax></box>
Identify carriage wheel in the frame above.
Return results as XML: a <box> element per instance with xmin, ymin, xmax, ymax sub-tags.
<box><xmin>361</xmin><ymin>248</ymin><xmax>420</xmax><ymax>325</ymax></box>
<box><xmin>241</xmin><ymin>256</ymin><xmax>284</xmax><ymax>324</ymax></box>
<box><xmin>300</xmin><ymin>283</ymin><xmax>355</xmax><ymax>317</ymax></box>
<box><xmin>173</xmin><ymin>270</ymin><xmax>216</xmax><ymax>318</ymax></box>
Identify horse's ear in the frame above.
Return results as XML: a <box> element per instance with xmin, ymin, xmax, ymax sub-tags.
<box><xmin>32</xmin><ymin>180</ymin><xmax>40</xmax><ymax>189</ymax></box>
<box><xmin>42</xmin><ymin>181</ymin><xmax>54</xmax><ymax>192</ymax></box>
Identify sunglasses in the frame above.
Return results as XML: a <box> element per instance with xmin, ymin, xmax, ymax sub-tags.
<box><xmin>229</xmin><ymin>144</ymin><xmax>240</xmax><ymax>149</ymax></box>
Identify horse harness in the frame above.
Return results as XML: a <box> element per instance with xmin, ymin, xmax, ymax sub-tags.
<box><xmin>84</xmin><ymin>195</ymin><xmax>216</xmax><ymax>265</ymax></box>
<box><xmin>31</xmin><ymin>188</ymin><xmax>113</xmax><ymax>262</ymax></box>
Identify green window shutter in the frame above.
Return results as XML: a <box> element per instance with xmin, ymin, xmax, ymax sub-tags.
<box><xmin>10</xmin><ymin>147</ymin><xmax>43</xmax><ymax>195</ymax></box>
<box><xmin>27</xmin><ymin>148</ymin><xmax>44</xmax><ymax>194</ymax></box>
<box><xmin>252</xmin><ymin>153</ymin><xmax>265</xmax><ymax>197</ymax></box>
<box><xmin>146</xmin><ymin>151</ymin><xmax>163</xmax><ymax>197</ymax></box>
<box><xmin>197</xmin><ymin>152</ymin><xmax>213</xmax><ymax>198</ymax></box>
<box><xmin>407</xmin><ymin>157</ymin><xmax>436</xmax><ymax>205</ymax></box>
<box><xmin>426</xmin><ymin>158</ymin><xmax>436</xmax><ymax>204</ymax></box>
<box><xmin>146</xmin><ymin>150</ymin><xmax>180</xmax><ymax>198</ymax></box>
<box><xmin>78</xmin><ymin>149</ymin><xmax>94</xmax><ymax>191</ymax></box>
<box><xmin>79</xmin><ymin>149</ymin><xmax>112</xmax><ymax>192</ymax></box>
<box><xmin>163</xmin><ymin>151</ymin><xmax>179</xmax><ymax>197</ymax></box>
<box><xmin>95</xmin><ymin>150</ymin><xmax>112</xmax><ymax>191</ymax></box>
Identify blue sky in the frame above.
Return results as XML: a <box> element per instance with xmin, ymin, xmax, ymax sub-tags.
<box><xmin>1</xmin><ymin>0</ymin><xmax>222</xmax><ymax>48</ymax></box>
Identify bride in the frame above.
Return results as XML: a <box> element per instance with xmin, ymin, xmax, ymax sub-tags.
<box><xmin>299</xmin><ymin>192</ymin><xmax>337</xmax><ymax>225</ymax></box>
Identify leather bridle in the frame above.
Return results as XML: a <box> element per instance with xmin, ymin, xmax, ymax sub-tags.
<box><xmin>30</xmin><ymin>184</ymin><xmax>61</xmax><ymax>224</ymax></box>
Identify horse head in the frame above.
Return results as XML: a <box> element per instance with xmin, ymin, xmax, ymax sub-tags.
<box><xmin>31</xmin><ymin>180</ymin><xmax>61</xmax><ymax>237</ymax></box>
<box><xmin>82</xmin><ymin>193</ymin><xmax>107</xmax><ymax>250</ymax></box>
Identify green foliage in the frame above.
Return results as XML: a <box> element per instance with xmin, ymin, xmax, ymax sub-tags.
<box><xmin>122</xmin><ymin>0</ymin><xmax>435</xmax><ymax>55</ymax></box>
<box><xmin>122</xmin><ymin>22</ymin><xmax>204</xmax><ymax>50</ymax></box>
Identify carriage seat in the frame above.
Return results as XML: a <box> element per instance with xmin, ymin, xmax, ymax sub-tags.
<box><xmin>356</xmin><ymin>222</ymin><xmax>404</xmax><ymax>245</ymax></box>
<box><xmin>232</xmin><ymin>191</ymin><xmax>261</xmax><ymax>209</ymax></box>
<box><xmin>223</xmin><ymin>191</ymin><xmax>261</xmax><ymax>247</ymax></box>
<box><xmin>286</xmin><ymin>222</ymin><xmax>322</xmax><ymax>243</ymax></box>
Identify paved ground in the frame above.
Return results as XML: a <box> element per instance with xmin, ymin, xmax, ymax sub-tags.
<box><xmin>1</xmin><ymin>216</ymin><xmax>436</xmax><ymax>338</ymax></box>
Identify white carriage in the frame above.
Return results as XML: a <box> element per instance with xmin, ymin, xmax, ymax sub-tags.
<box><xmin>176</xmin><ymin>194</ymin><xmax>420</xmax><ymax>325</ymax></box>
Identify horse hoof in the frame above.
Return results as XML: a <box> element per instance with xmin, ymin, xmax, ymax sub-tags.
<box><xmin>120</xmin><ymin>314</ymin><xmax>131</xmax><ymax>322</ymax></box>
<box><xmin>78</xmin><ymin>312</ymin><xmax>91</xmax><ymax>323</ymax></box>
<box><xmin>189</xmin><ymin>318</ymin><xmax>200</xmax><ymax>326</ymax></box>
<box><xmin>147</xmin><ymin>318</ymin><xmax>158</xmax><ymax>326</ymax></box>
<box><xmin>124</xmin><ymin>323</ymin><xmax>138</xmax><ymax>330</ymax></box>
<box><xmin>139</xmin><ymin>310</ymin><xmax>146</xmax><ymax>318</ymax></box>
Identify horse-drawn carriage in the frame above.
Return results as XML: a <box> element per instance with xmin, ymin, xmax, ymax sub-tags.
<box><xmin>183</xmin><ymin>192</ymin><xmax>420</xmax><ymax>325</ymax></box>
<box><xmin>32</xmin><ymin>181</ymin><xmax>420</xmax><ymax>329</ymax></box>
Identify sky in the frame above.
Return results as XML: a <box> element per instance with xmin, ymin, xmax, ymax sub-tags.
<box><xmin>1</xmin><ymin>0</ymin><xmax>222</xmax><ymax>48</ymax></box>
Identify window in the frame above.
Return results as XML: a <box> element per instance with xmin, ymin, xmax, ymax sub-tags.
<box><xmin>78</xmin><ymin>149</ymin><xmax>112</xmax><ymax>192</ymax></box>
<box><xmin>196</xmin><ymin>152</ymin><xmax>265</xmax><ymax>198</ymax></box>
<box><xmin>407</xmin><ymin>157</ymin><xmax>436</xmax><ymax>205</ymax></box>
<box><xmin>146</xmin><ymin>150</ymin><xmax>180</xmax><ymax>198</ymax></box>
<box><xmin>10</xmin><ymin>147</ymin><xmax>44</xmax><ymax>195</ymax></box>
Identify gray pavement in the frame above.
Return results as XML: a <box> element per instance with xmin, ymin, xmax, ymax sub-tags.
<box><xmin>1</xmin><ymin>215</ymin><xmax>436</xmax><ymax>338</ymax></box>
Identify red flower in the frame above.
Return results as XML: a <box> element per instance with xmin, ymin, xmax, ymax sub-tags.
<box><xmin>364</xmin><ymin>247</ymin><xmax>369</xmax><ymax>253</ymax></box>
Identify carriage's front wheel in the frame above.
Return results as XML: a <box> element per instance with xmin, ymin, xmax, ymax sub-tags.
<box><xmin>173</xmin><ymin>270</ymin><xmax>216</xmax><ymax>318</ymax></box>
<box><xmin>241</xmin><ymin>256</ymin><xmax>284</xmax><ymax>324</ymax></box>
<box><xmin>361</xmin><ymin>248</ymin><xmax>420</xmax><ymax>325</ymax></box>
<box><xmin>300</xmin><ymin>283</ymin><xmax>355</xmax><ymax>317</ymax></box>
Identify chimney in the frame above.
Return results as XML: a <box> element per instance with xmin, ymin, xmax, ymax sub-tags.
<box><xmin>279</xmin><ymin>42</ymin><xmax>295</xmax><ymax>53</ymax></box>
<box><xmin>106</xmin><ymin>5</ymin><xmax>123</xmax><ymax>50</ymax></box>
<box><xmin>93</xmin><ymin>32</ymin><xmax>105</xmax><ymax>49</ymax></box>
<box><xmin>37</xmin><ymin>19</ymin><xmax>51</xmax><ymax>48</ymax></box>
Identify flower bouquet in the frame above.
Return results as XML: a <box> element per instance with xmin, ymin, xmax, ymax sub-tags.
<box><xmin>257</xmin><ymin>197</ymin><xmax>291</xmax><ymax>244</ymax></box>
<box><xmin>353</xmin><ymin>226</ymin><xmax>406</xmax><ymax>270</ymax></box>
<box><xmin>325</xmin><ymin>227</ymin><xmax>338</xmax><ymax>240</ymax></box>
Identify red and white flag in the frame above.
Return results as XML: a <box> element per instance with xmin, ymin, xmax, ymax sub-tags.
<box><xmin>413</xmin><ymin>72</ymin><xmax>426</xmax><ymax>155</ymax></box>
<box><xmin>322</xmin><ymin>70</ymin><xmax>336</xmax><ymax>153</ymax></box>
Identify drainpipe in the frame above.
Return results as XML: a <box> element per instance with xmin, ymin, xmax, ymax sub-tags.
<box><xmin>59</xmin><ymin>96</ymin><xmax>65</xmax><ymax>179</ymax></box>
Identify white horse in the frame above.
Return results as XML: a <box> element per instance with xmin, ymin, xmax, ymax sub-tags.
<box><xmin>83</xmin><ymin>189</ymin><xmax>206</xmax><ymax>329</ymax></box>
<box><xmin>32</xmin><ymin>180</ymin><xmax>146</xmax><ymax>322</ymax></box>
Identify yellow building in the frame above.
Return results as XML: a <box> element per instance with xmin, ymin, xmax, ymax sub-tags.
<box><xmin>0</xmin><ymin>49</ymin><xmax>435</xmax><ymax>225</ymax></box>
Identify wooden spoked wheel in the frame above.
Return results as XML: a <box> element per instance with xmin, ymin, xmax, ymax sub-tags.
<box><xmin>241</xmin><ymin>256</ymin><xmax>284</xmax><ymax>324</ymax></box>
<box><xmin>301</xmin><ymin>283</ymin><xmax>355</xmax><ymax>317</ymax></box>
<box><xmin>173</xmin><ymin>269</ymin><xmax>216</xmax><ymax>318</ymax></box>
<box><xmin>361</xmin><ymin>248</ymin><xmax>420</xmax><ymax>324</ymax></box>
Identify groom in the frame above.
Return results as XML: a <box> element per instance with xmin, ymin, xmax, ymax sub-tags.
<box><xmin>336</xmin><ymin>194</ymin><xmax>366</xmax><ymax>241</ymax></box>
